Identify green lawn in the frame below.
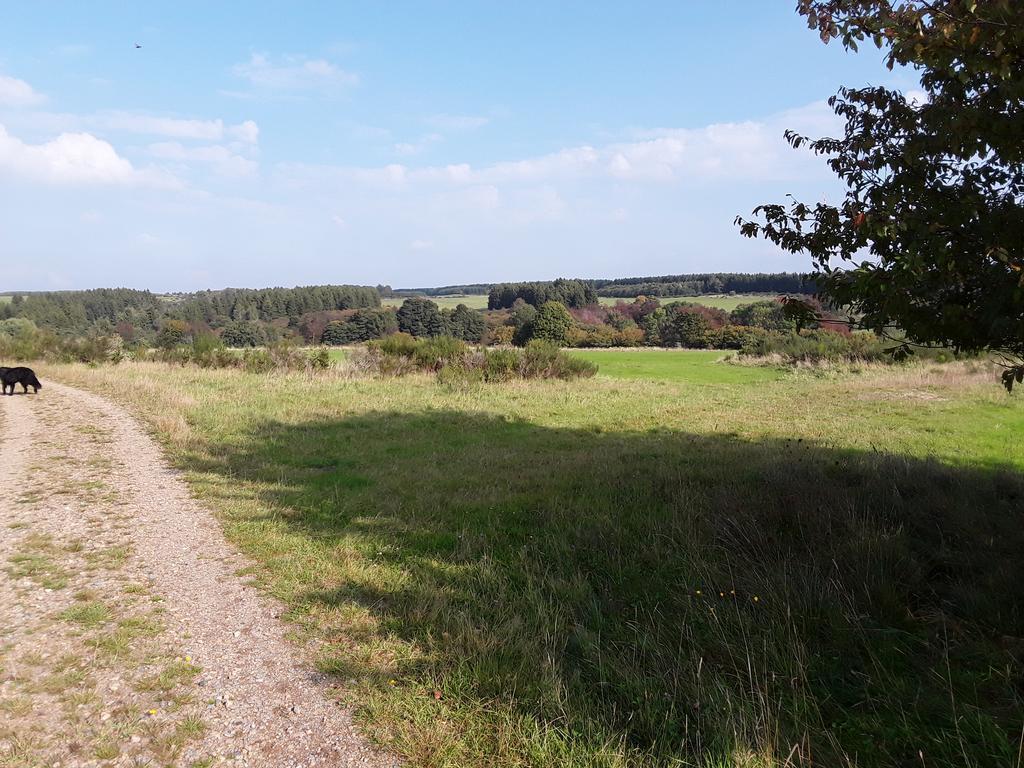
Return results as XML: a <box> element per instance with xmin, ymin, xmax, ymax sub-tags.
<box><xmin>44</xmin><ymin>358</ymin><xmax>1024</xmax><ymax>768</ymax></box>
<box><xmin>569</xmin><ymin>348</ymin><xmax>784</xmax><ymax>384</ymax></box>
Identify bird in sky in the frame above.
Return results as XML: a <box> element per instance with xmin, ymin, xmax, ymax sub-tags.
<box><xmin>134</xmin><ymin>42</ymin><xmax>142</xmax><ymax>49</ymax></box>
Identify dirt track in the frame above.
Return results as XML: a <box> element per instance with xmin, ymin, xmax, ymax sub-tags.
<box><xmin>0</xmin><ymin>382</ymin><xmax>397</xmax><ymax>768</ymax></box>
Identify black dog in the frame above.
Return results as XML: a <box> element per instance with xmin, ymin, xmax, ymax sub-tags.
<box><xmin>1</xmin><ymin>366</ymin><xmax>42</xmax><ymax>395</ymax></box>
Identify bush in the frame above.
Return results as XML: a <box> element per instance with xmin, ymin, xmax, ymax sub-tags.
<box><xmin>490</xmin><ymin>326</ymin><xmax>515</xmax><ymax>346</ymax></box>
<box><xmin>412</xmin><ymin>336</ymin><xmax>468</xmax><ymax>370</ymax></box>
<box><xmin>156</xmin><ymin>320</ymin><xmax>191</xmax><ymax>349</ymax></box>
<box><xmin>369</xmin><ymin>332</ymin><xmax>419</xmax><ymax>357</ymax></box>
<box><xmin>359</xmin><ymin>335</ymin><xmax>597</xmax><ymax>381</ymax></box>
<box><xmin>740</xmin><ymin>329</ymin><xmax>887</xmax><ymax>363</ymax></box>
<box><xmin>481</xmin><ymin>348</ymin><xmax>520</xmax><ymax>381</ymax></box>
<box><xmin>730</xmin><ymin>300</ymin><xmax>796</xmax><ymax>332</ymax></box>
<box><xmin>521</xmin><ymin>340</ymin><xmax>598</xmax><ymax>380</ymax></box>
<box><xmin>308</xmin><ymin>347</ymin><xmax>331</xmax><ymax>370</ymax></box>
<box><xmin>221</xmin><ymin>320</ymin><xmax>264</xmax><ymax>348</ymax></box>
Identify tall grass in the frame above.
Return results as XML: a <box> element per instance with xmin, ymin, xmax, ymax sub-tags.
<box><xmin>41</xmin><ymin>360</ymin><xmax>1024</xmax><ymax>768</ymax></box>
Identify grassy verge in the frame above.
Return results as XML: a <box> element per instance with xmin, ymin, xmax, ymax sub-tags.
<box><xmin>40</xmin><ymin>358</ymin><xmax>1024</xmax><ymax>767</ymax></box>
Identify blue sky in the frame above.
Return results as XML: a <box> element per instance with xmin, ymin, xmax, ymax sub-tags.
<box><xmin>0</xmin><ymin>2</ymin><xmax>915</xmax><ymax>291</ymax></box>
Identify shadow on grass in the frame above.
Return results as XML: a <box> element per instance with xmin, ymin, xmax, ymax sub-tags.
<box><xmin>184</xmin><ymin>410</ymin><xmax>1024</xmax><ymax>767</ymax></box>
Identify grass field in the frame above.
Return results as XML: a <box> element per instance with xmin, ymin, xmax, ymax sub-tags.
<box><xmin>570</xmin><ymin>348</ymin><xmax>784</xmax><ymax>384</ymax></box>
<box><xmin>42</xmin><ymin>356</ymin><xmax>1024</xmax><ymax>768</ymax></box>
<box><xmin>382</xmin><ymin>293</ymin><xmax>776</xmax><ymax>312</ymax></box>
<box><xmin>597</xmin><ymin>294</ymin><xmax>775</xmax><ymax>311</ymax></box>
<box><xmin>0</xmin><ymin>295</ymin><xmax>12</xmax><ymax>304</ymax></box>
<box><xmin>383</xmin><ymin>294</ymin><xmax>490</xmax><ymax>309</ymax></box>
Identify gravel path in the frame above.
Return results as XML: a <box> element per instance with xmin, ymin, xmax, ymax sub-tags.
<box><xmin>0</xmin><ymin>382</ymin><xmax>399</xmax><ymax>768</ymax></box>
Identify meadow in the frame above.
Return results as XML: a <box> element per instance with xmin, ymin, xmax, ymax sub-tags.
<box><xmin>383</xmin><ymin>295</ymin><xmax>491</xmax><ymax>310</ymax></box>
<box><xmin>382</xmin><ymin>294</ymin><xmax>776</xmax><ymax>312</ymax></box>
<box><xmin>41</xmin><ymin>354</ymin><xmax>1024</xmax><ymax>768</ymax></box>
<box><xmin>596</xmin><ymin>294</ymin><xmax>776</xmax><ymax>312</ymax></box>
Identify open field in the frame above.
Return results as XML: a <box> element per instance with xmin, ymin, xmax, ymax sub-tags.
<box><xmin>39</xmin><ymin>358</ymin><xmax>1024</xmax><ymax>768</ymax></box>
<box><xmin>383</xmin><ymin>294</ymin><xmax>490</xmax><ymax>310</ymax></box>
<box><xmin>570</xmin><ymin>348</ymin><xmax>785</xmax><ymax>384</ymax></box>
<box><xmin>381</xmin><ymin>293</ymin><xmax>776</xmax><ymax>312</ymax></box>
<box><xmin>0</xmin><ymin>294</ymin><xmax>11</xmax><ymax>304</ymax></box>
<box><xmin>597</xmin><ymin>294</ymin><xmax>776</xmax><ymax>311</ymax></box>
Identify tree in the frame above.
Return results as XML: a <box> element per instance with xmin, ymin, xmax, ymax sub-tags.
<box><xmin>445</xmin><ymin>304</ymin><xmax>488</xmax><ymax>343</ymax></box>
<box><xmin>528</xmin><ymin>301</ymin><xmax>574</xmax><ymax>345</ymax></box>
<box><xmin>736</xmin><ymin>1</ymin><xmax>1024</xmax><ymax>389</ymax></box>
<box><xmin>397</xmin><ymin>298</ymin><xmax>447</xmax><ymax>337</ymax></box>
<box><xmin>220</xmin><ymin>320</ymin><xmax>263</xmax><ymax>348</ymax></box>
<box><xmin>730</xmin><ymin>300</ymin><xmax>797</xmax><ymax>332</ymax></box>
<box><xmin>156</xmin><ymin>319</ymin><xmax>191</xmax><ymax>349</ymax></box>
<box><xmin>664</xmin><ymin>310</ymin><xmax>711</xmax><ymax>348</ymax></box>
<box><xmin>321</xmin><ymin>308</ymin><xmax>397</xmax><ymax>344</ymax></box>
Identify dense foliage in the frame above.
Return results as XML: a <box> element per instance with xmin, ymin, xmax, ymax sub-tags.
<box><xmin>487</xmin><ymin>279</ymin><xmax>598</xmax><ymax>309</ymax></box>
<box><xmin>738</xmin><ymin>0</ymin><xmax>1024</xmax><ymax>389</ymax></box>
<box><xmin>0</xmin><ymin>284</ymin><xmax>380</xmax><ymax>342</ymax></box>
<box><xmin>591</xmin><ymin>272</ymin><xmax>813</xmax><ymax>298</ymax></box>
<box><xmin>355</xmin><ymin>335</ymin><xmax>598</xmax><ymax>381</ymax></box>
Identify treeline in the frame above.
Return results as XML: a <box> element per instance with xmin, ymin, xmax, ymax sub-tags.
<box><xmin>390</xmin><ymin>284</ymin><xmax>491</xmax><ymax>297</ymax></box>
<box><xmin>487</xmin><ymin>279</ymin><xmax>597</xmax><ymax>310</ymax></box>
<box><xmin>591</xmin><ymin>272</ymin><xmax>814</xmax><ymax>298</ymax></box>
<box><xmin>0</xmin><ymin>289</ymin><xmax>164</xmax><ymax>337</ymax></box>
<box><xmin>167</xmin><ymin>285</ymin><xmax>379</xmax><ymax>326</ymax></box>
<box><xmin>0</xmin><ymin>284</ymin><xmax>380</xmax><ymax>341</ymax></box>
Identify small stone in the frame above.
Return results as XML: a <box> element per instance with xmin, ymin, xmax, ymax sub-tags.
<box><xmin>130</xmin><ymin>735</ymin><xmax>142</xmax><ymax>744</ymax></box>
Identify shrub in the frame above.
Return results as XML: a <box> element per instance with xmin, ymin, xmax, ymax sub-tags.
<box><xmin>730</xmin><ymin>300</ymin><xmax>796</xmax><ymax>332</ymax></box>
<box><xmin>370</xmin><ymin>332</ymin><xmax>419</xmax><ymax>357</ymax></box>
<box><xmin>308</xmin><ymin>347</ymin><xmax>331</xmax><ymax>370</ymax></box>
<box><xmin>740</xmin><ymin>329</ymin><xmax>887</xmax><ymax>363</ymax></box>
<box><xmin>490</xmin><ymin>326</ymin><xmax>515</xmax><ymax>346</ymax></box>
<box><xmin>521</xmin><ymin>340</ymin><xmax>598</xmax><ymax>380</ymax></box>
<box><xmin>481</xmin><ymin>348</ymin><xmax>520</xmax><ymax>382</ymax></box>
<box><xmin>220</xmin><ymin>321</ymin><xmax>264</xmax><ymax>348</ymax></box>
<box><xmin>412</xmin><ymin>336</ymin><xmax>468</xmax><ymax>370</ymax></box>
<box><xmin>359</xmin><ymin>335</ymin><xmax>597</xmax><ymax>381</ymax></box>
<box><xmin>705</xmin><ymin>325</ymin><xmax>770</xmax><ymax>350</ymax></box>
<box><xmin>156</xmin><ymin>320</ymin><xmax>191</xmax><ymax>349</ymax></box>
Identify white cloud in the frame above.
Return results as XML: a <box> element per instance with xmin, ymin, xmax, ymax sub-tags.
<box><xmin>232</xmin><ymin>53</ymin><xmax>358</xmax><ymax>94</ymax></box>
<box><xmin>0</xmin><ymin>123</ymin><xmax>177</xmax><ymax>187</ymax></box>
<box><xmin>410</xmin><ymin>239</ymin><xmax>433</xmax><ymax>251</ymax></box>
<box><xmin>92</xmin><ymin>113</ymin><xmax>259</xmax><ymax>145</ymax></box>
<box><xmin>0</xmin><ymin>74</ymin><xmax>46</xmax><ymax>107</ymax></box>
<box><xmin>228</xmin><ymin>120</ymin><xmax>260</xmax><ymax>145</ymax></box>
<box><xmin>147</xmin><ymin>142</ymin><xmax>258</xmax><ymax>177</ymax></box>
<box><xmin>426</xmin><ymin>113</ymin><xmax>490</xmax><ymax>131</ymax></box>
<box><xmin>394</xmin><ymin>133</ymin><xmax>442</xmax><ymax>156</ymax></box>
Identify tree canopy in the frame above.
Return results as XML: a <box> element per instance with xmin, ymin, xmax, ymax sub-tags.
<box><xmin>737</xmin><ymin>0</ymin><xmax>1024</xmax><ymax>389</ymax></box>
